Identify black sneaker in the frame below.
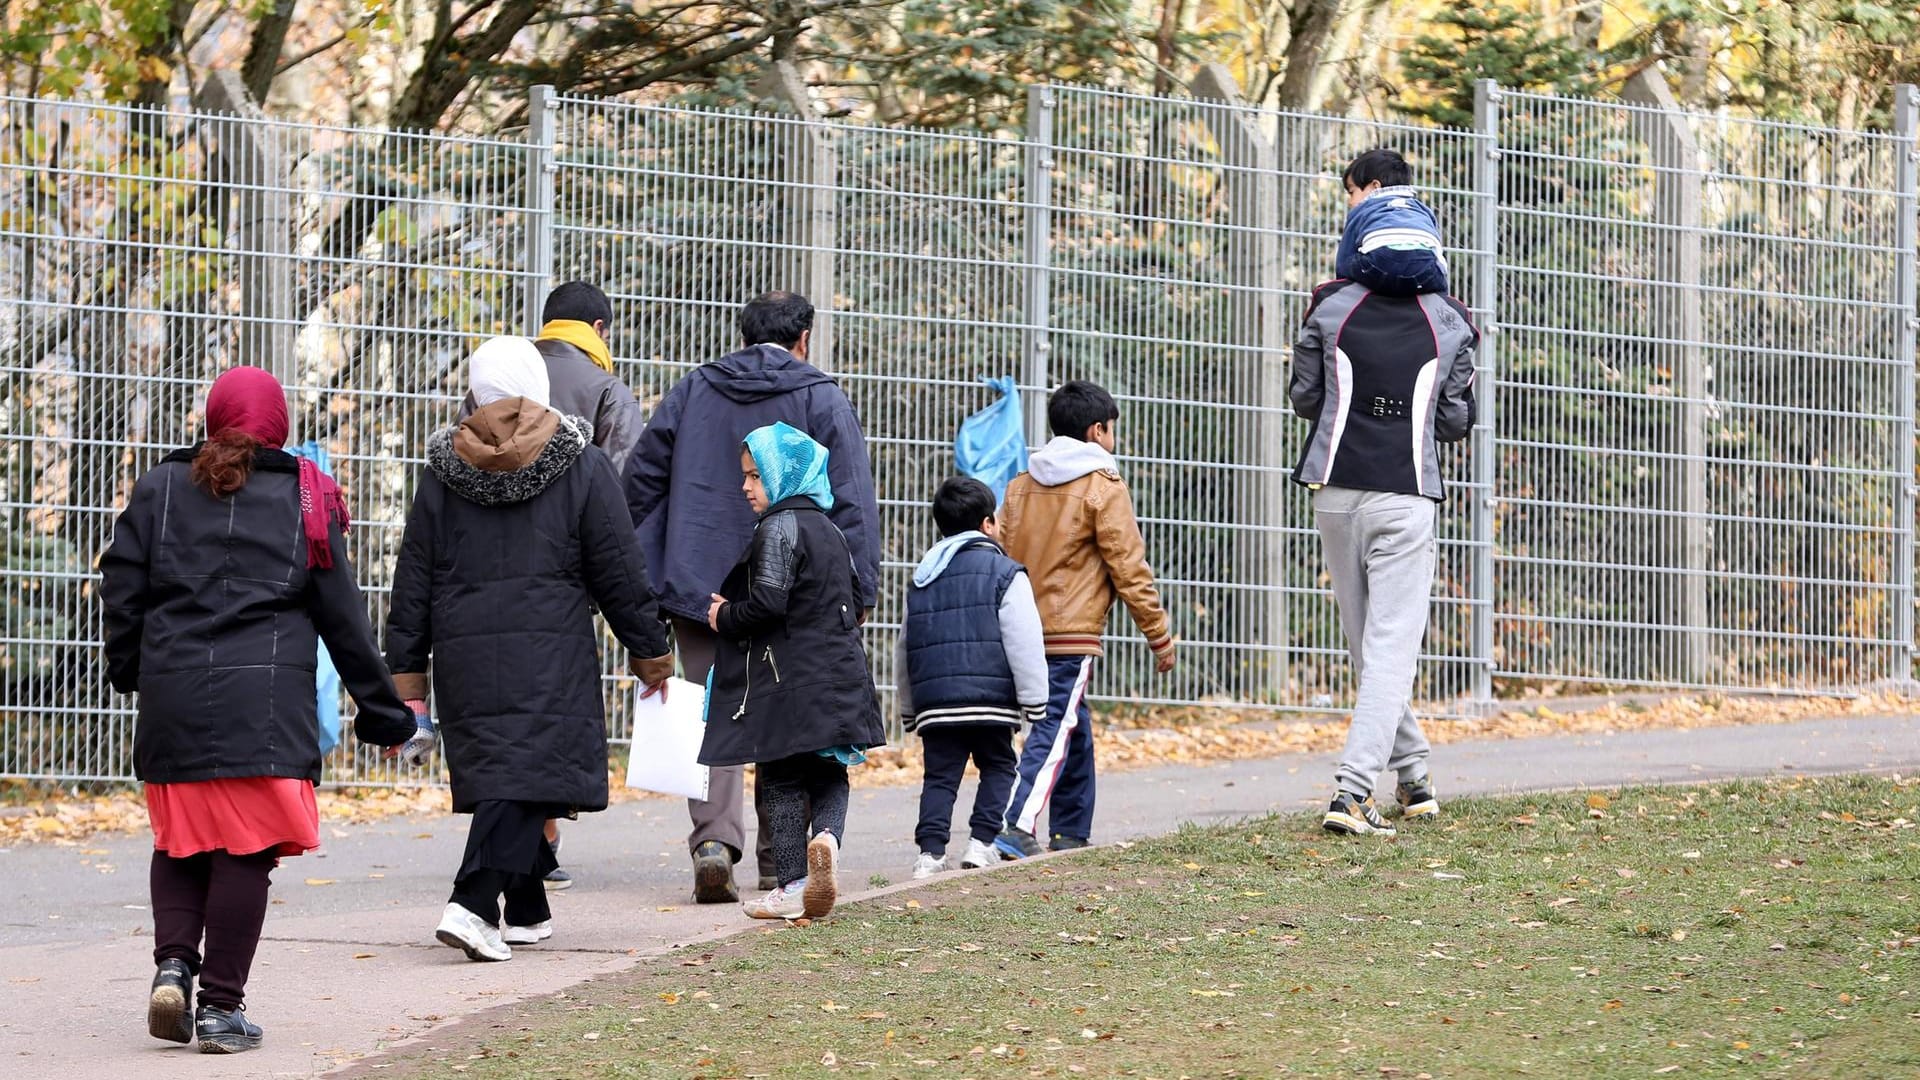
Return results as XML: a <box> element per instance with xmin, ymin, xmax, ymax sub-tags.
<box><xmin>993</xmin><ymin>827</ymin><xmax>1045</xmax><ymax>860</ymax></box>
<box><xmin>195</xmin><ymin>1004</ymin><xmax>263</xmax><ymax>1054</ymax></box>
<box><xmin>542</xmin><ymin>867</ymin><xmax>574</xmax><ymax>891</ymax></box>
<box><xmin>1050</xmin><ymin>834</ymin><xmax>1090</xmax><ymax>852</ymax></box>
<box><xmin>1323</xmin><ymin>793</ymin><xmax>1397</xmax><ymax>837</ymax></box>
<box><xmin>147</xmin><ymin>959</ymin><xmax>193</xmax><ymax>1044</ymax></box>
<box><xmin>691</xmin><ymin>840</ymin><xmax>738</xmax><ymax>904</ymax></box>
<box><xmin>1396</xmin><ymin>776</ymin><xmax>1439</xmax><ymax>819</ymax></box>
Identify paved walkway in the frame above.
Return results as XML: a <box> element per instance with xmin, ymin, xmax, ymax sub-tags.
<box><xmin>2</xmin><ymin>713</ymin><xmax>1915</xmax><ymax>1078</ymax></box>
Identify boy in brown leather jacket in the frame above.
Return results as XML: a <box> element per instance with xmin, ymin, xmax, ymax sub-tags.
<box><xmin>992</xmin><ymin>381</ymin><xmax>1176</xmax><ymax>859</ymax></box>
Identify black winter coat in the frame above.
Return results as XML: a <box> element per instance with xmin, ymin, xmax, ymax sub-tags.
<box><xmin>702</xmin><ymin>496</ymin><xmax>885</xmax><ymax>767</ymax></box>
<box><xmin>386</xmin><ymin>411</ymin><xmax>670</xmax><ymax>814</ymax></box>
<box><xmin>99</xmin><ymin>449</ymin><xmax>417</xmax><ymax>784</ymax></box>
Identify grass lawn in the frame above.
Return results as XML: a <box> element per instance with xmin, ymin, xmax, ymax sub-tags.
<box><xmin>379</xmin><ymin>775</ymin><xmax>1919</xmax><ymax>1078</ymax></box>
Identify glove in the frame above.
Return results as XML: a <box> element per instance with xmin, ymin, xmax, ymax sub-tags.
<box><xmin>630</xmin><ymin>652</ymin><xmax>675</xmax><ymax>697</ymax></box>
<box><xmin>398</xmin><ymin>702</ymin><xmax>437</xmax><ymax>767</ymax></box>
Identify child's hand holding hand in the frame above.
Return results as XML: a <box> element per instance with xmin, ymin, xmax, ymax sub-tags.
<box><xmin>707</xmin><ymin>593</ymin><xmax>726</xmax><ymax>631</ymax></box>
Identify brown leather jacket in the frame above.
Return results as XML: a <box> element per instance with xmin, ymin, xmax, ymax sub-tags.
<box><xmin>998</xmin><ymin>441</ymin><xmax>1173</xmax><ymax>659</ymax></box>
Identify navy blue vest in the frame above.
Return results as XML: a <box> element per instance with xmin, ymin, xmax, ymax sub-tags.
<box><xmin>903</xmin><ymin>542</ymin><xmax>1021</xmax><ymax>716</ymax></box>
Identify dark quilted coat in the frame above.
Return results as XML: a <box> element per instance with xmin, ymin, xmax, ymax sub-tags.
<box><xmin>901</xmin><ymin>541</ymin><xmax>1022</xmax><ymax>726</ymax></box>
<box><xmin>385</xmin><ymin>413</ymin><xmax>670</xmax><ymax>813</ymax></box>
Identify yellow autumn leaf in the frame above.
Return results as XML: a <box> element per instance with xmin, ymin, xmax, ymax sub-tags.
<box><xmin>304</xmin><ymin>878</ymin><xmax>336</xmax><ymax>886</ymax></box>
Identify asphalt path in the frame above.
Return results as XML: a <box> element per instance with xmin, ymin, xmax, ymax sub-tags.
<box><xmin>2</xmin><ymin>713</ymin><xmax>1914</xmax><ymax>1078</ymax></box>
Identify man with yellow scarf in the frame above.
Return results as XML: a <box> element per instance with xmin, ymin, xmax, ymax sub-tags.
<box><xmin>460</xmin><ymin>280</ymin><xmax>646</xmax><ymax>890</ymax></box>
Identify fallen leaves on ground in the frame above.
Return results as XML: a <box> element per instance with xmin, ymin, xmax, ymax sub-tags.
<box><xmin>1</xmin><ymin>690</ymin><xmax>1908</xmax><ymax>843</ymax></box>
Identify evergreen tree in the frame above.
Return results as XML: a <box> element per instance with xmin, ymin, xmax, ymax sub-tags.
<box><xmin>1396</xmin><ymin>4</ymin><xmax>1591</xmax><ymax>128</ymax></box>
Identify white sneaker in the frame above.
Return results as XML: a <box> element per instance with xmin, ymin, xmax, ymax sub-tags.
<box><xmin>960</xmin><ymin>838</ymin><xmax>997</xmax><ymax>869</ymax></box>
<box><xmin>911</xmin><ymin>852</ymin><xmax>946</xmax><ymax>880</ymax></box>
<box><xmin>503</xmin><ymin>919</ymin><xmax>553</xmax><ymax>945</ymax></box>
<box><xmin>434</xmin><ymin>902</ymin><xmax>511</xmax><ymax>961</ymax></box>
<box><xmin>742</xmin><ymin>880</ymin><xmax>808</xmax><ymax>920</ymax></box>
<box><xmin>803</xmin><ymin>832</ymin><xmax>839</xmax><ymax>918</ymax></box>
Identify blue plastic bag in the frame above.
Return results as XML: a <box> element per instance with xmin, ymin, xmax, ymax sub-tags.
<box><xmin>954</xmin><ymin>376</ymin><xmax>1029</xmax><ymax>505</ymax></box>
<box><xmin>288</xmin><ymin>440</ymin><xmax>343</xmax><ymax>756</ymax></box>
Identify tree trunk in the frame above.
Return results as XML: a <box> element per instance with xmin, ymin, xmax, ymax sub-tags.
<box><xmin>1152</xmin><ymin>0</ymin><xmax>1188</xmax><ymax>95</ymax></box>
<box><xmin>242</xmin><ymin>0</ymin><xmax>299</xmax><ymax>103</ymax></box>
<box><xmin>387</xmin><ymin>0</ymin><xmax>542</xmax><ymax>131</ymax></box>
<box><xmin>1273</xmin><ymin>0</ymin><xmax>1347</xmax><ymax>110</ymax></box>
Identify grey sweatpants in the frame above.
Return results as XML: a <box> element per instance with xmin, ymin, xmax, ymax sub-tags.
<box><xmin>1312</xmin><ymin>486</ymin><xmax>1436</xmax><ymax>799</ymax></box>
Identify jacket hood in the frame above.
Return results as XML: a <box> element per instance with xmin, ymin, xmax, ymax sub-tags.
<box><xmin>911</xmin><ymin>531</ymin><xmax>997</xmax><ymax>587</ymax></box>
<box><xmin>696</xmin><ymin>344</ymin><xmax>835</xmax><ymax>403</ymax></box>
<box><xmin>1027</xmin><ymin>435</ymin><xmax>1119</xmax><ymax>487</ymax></box>
<box><xmin>429</xmin><ymin>402</ymin><xmax>593</xmax><ymax>506</ymax></box>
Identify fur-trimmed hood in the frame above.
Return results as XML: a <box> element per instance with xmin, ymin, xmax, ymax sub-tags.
<box><xmin>428</xmin><ymin>404</ymin><xmax>595</xmax><ymax>506</ymax></box>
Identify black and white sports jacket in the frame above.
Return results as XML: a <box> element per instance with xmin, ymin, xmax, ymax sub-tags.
<box><xmin>1288</xmin><ymin>279</ymin><xmax>1479</xmax><ymax>502</ymax></box>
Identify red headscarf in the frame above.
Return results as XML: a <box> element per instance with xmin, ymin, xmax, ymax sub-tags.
<box><xmin>205</xmin><ymin>366</ymin><xmax>349</xmax><ymax>570</ymax></box>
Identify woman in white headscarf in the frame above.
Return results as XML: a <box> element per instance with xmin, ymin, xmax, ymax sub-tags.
<box><xmin>386</xmin><ymin>336</ymin><xmax>674</xmax><ymax>962</ymax></box>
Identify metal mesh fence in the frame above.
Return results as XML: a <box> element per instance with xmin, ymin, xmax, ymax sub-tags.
<box><xmin>1493</xmin><ymin>90</ymin><xmax>1913</xmax><ymax>694</ymax></box>
<box><xmin>2</xmin><ymin>76</ymin><xmax>1913</xmax><ymax>785</ymax></box>
<box><xmin>0</xmin><ymin>94</ymin><xmax>534</xmax><ymax>783</ymax></box>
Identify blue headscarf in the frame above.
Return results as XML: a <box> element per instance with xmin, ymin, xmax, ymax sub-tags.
<box><xmin>744</xmin><ymin>421</ymin><xmax>834</xmax><ymax>511</ymax></box>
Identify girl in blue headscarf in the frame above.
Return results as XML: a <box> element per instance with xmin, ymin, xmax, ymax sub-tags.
<box><xmin>701</xmin><ymin>422</ymin><xmax>886</xmax><ymax>921</ymax></box>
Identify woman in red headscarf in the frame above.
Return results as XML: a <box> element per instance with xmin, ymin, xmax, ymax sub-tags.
<box><xmin>98</xmin><ymin>366</ymin><xmax>418</xmax><ymax>1054</ymax></box>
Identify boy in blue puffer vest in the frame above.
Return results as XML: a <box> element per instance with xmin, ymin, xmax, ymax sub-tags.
<box><xmin>1335</xmin><ymin>148</ymin><xmax>1449</xmax><ymax>297</ymax></box>
<box><xmin>895</xmin><ymin>477</ymin><xmax>1048</xmax><ymax>879</ymax></box>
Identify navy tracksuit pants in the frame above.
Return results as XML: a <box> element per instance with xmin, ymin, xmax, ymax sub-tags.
<box><xmin>1003</xmin><ymin>656</ymin><xmax>1096</xmax><ymax>841</ymax></box>
<box><xmin>914</xmin><ymin>725</ymin><xmax>1018</xmax><ymax>854</ymax></box>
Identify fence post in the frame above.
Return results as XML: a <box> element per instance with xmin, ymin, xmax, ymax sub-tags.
<box><xmin>194</xmin><ymin>70</ymin><xmax>293</xmax><ymax>392</ymax></box>
<box><xmin>1470</xmin><ymin>80</ymin><xmax>1501</xmax><ymax>710</ymax></box>
<box><xmin>1894</xmin><ymin>83</ymin><xmax>1918</xmax><ymax>682</ymax></box>
<box><xmin>756</xmin><ymin>62</ymin><xmax>838</xmax><ymax>370</ymax></box>
<box><xmin>524</xmin><ymin>84</ymin><xmax>557</xmax><ymax>336</ymax></box>
<box><xmin>1192</xmin><ymin>64</ymin><xmax>1288</xmax><ymax>700</ymax></box>
<box><xmin>1622</xmin><ymin>69</ymin><xmax>1711</xmax><ymax>685</ymax></box>
<box><xmin>1023</xmin><ymin>85</ymin><xmax>1055</xmax><ymax>448</ymax></box>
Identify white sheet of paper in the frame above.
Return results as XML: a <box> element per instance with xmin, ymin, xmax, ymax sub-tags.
<box><xmin>624</xmin><ymin>676</ymin><xmax>710</xmax><ymax>801</ymax></box>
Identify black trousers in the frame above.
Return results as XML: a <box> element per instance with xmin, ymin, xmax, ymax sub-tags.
<box><xmin>150</xmin><ymin>849</ymin><xmax>277</xmax><ymax>1011</ymax></box>
<box><xmin>449</xmin><ymin>800</ymin><xmax>560</xmax><ymax>927</ymax></box>
<box><xmin>758</xmin><ymin>753</ymin><xmax>849</xmax><ymax>887</ymax></box>
<box><xmin>915</xmin><ymin>725</ymin><xmax>1018</xmax><ymax>854</ymax></box>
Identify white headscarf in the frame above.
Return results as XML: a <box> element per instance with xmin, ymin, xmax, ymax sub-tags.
<box><xmin>469</xmin><ymin>336</ymin><xmax>550</xmax><ymax>408</ymax></box>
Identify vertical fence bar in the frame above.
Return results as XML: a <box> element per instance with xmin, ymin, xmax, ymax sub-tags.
<box><xmin>1471</xmin><ymin>81</ymin><xmax>1500</xmax><ymax>708</ymax></box>
<box><xmin>755</xmin><ymin>62</ymin><xmax>838</xmax><ymax>368</ymax></box>
<box><xmin>1023</xmin><ymin>85</ymin><xmax>1055</xmax><ymax>448</ymax></box>
<box><xmin>524</xmin><ymin>84</ymin><xmax>557</xmax><ymax>335</ymax></box>
<box><xmin>195</xmin><ymin>71</ymin><xmax>294</xmax><ymax>390</ymax></box>
<box><xmin>1622</xmin><ymin>69</ymin><xmax>1711</xmax><ymax>684</ymax></box>
<box><xmin>1895</xmin><ymin>83</ymin><xmax>1918</xmax><ymax>680</ymax></box>
<box><xmin>1191</xmin><ymin>65</ymin><xmax>1288</xmax><ymax>699</ymax></box>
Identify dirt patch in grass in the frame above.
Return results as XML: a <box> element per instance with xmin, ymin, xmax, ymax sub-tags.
<box><xmin>356</xmin><ymin>774</ymin><xmax>1920</xmax><ymax>1079</ymax></box>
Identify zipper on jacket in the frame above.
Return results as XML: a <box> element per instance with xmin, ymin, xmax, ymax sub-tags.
<box><xmin>732</xmin><ymin>640</ymin><xmax>753</xmax><ymax>720</ymax></box>
<box><xmin>763</xmin><ymin>645</ymin><xmax>781</xmax><ymax>683</ymax></box>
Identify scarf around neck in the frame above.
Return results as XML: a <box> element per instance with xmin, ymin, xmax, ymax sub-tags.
<box><xmin>537</xmin><ymin>319</ymin><xmax>614</xmax><ymax>372</ymax></box>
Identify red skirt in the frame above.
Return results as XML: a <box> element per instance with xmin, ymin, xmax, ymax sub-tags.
<box><xmin>146</xmin><ymin>777</ymin><xmax>320</xmax><ymax>858</ymax></box>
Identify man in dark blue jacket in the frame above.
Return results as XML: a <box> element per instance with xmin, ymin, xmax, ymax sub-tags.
<box><xmin>625</xmin><ymin>291</ymin><xmax>880</xmax><ymax>903</ymax></box>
